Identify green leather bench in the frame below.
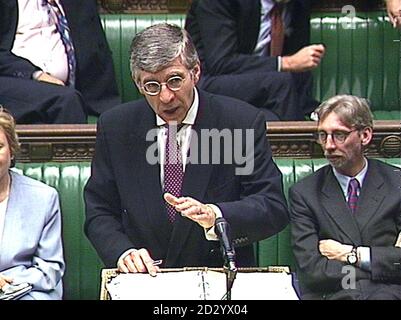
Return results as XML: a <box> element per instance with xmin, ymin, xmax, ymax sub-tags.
<box><xmin>310</xmin><ymin>12</ymin><xmax>400</xmax><ymax>120</ymax></box>
<box><xmin>100</xmin><ymin>11</ymin><xmax>400</xmax><ymax>120</ymax></box>
<box><xmin>13</xmin><ymin>157</ymin><xmax>400</xmax><ymax>299</ymax></box>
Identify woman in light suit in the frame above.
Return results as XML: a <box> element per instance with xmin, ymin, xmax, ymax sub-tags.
<box><xmin>0</xmin><ymin>107</ymin><xmax>65</xmax><ymax>299</ymax></box>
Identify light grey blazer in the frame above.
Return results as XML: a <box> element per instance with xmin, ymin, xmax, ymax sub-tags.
<box><xmin>0</xmin><ymin>171</ymin><xmax>65</xmax><ymax>300</ymax></box>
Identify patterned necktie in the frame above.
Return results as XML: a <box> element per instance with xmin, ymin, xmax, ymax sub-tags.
<box><xmin>46</xmin><ymin>0</ymin><xmax>76</xmax><ymax>86</ymax></box>
<box><xmin>347</xmin><ymin>178</ymin><xmax>360</xmax><ymax>214</ymax></box>
<box><xmin>270</xmin><ymin>3</ymin><xmax>285</xmax><ymax>56</ymax></box>
<box><xmin>164</xmin><ymin>125</ymin><xmax>184</xmax><ymax>223</ymax></box>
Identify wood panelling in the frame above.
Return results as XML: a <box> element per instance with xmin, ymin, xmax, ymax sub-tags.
<box><xmin>15</xmin><ymin>121</ymin><xmax>401</xmax><ymax>162</ymax></box>
<box><xmin>97</xmin><ymin>0</ymin><xmax>384</xmax><ymax>13</ymax></box>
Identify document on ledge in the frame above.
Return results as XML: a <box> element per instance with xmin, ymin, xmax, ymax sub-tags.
<box><xmin>106</xmin><ymin>269</ymin><xmax>299</xmax><ymax>300</ymax></box>
<box><xmin>0</xmin><ymin>282</ymin><xmax>32</xmax><ymax>300</ymax></box>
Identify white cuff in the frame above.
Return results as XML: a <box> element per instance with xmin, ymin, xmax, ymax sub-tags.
<box><xmin>357</xmin><ymin>246</ymin><xmax>371</xmax><ymax>271</ymax></box>
<box><xmin>204</xmin><ymin>204</ymin><xmax>223</xmax><ymax>241</ymax></box>
<box><xmin>32</xmin><ymin>70</ymin><xmax>44</xmax><ymax>80</ymax></box>
<box><xmin>277</xmin><ymin>56</ymin><xmax>282</xmax><ymax>72</ymax></box>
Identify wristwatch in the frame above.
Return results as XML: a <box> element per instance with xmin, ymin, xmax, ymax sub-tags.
<box><xmin>346</xmin><ymin>247</ymin><xmax>358</xmax><ymax>265</ymax></box>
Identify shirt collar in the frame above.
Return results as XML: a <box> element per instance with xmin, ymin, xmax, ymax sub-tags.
<box><xmin>156</xmin><ymin>88</ymin><xmax>199</xmax><ymax>127</ymax></box>
<box><xmin>333</xmin><ymin>157</ymin><xmax>369</xmax><ymax>195</ymax></box>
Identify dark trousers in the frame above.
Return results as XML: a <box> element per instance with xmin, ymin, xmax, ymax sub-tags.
<box><xmin>0</xmin><ymin>76</ymin><xmax>87</xmax><ymax>124</ymax></box>
<box><xmin>199</xmin><ymin>71</ymin><xmax>317</xmax><ymax>121</ymax></box>
<box><xmin>302</xmin><ymin>281</ymin><xmax>401</xmax><ymax>300</ymax></box>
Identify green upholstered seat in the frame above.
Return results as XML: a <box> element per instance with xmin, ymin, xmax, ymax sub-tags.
<box><xmin>100</xmin><ymin>12</ymin><xmax>400</xmax><ymax>121</ymax></box>
<box><xmin>13</xmin><ymin>158</ymin><xmax>400</xmax><ymax>299</ymax></box>
<box><xmin>311</xmin><ymin>12</ymin><xmax>400</xmax><ymax>120</ymax></box>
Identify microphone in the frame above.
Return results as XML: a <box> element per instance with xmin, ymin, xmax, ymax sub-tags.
<box><xmin>215</xmin><ymin>217</ymin><xmax>237</xmax><ymax>271</ymax></box>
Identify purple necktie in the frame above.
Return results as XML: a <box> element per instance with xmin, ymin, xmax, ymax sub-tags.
<box><xmin>347</xmin><ymin>178</ymin><xmax>360</xmax><ymax>213</ymax></box>
<box><xmin>45</xmin><ymin>0</ymin><xmax>76</xmax><ymax>86</ymax></box>
<box><xmin>164</xmin><ymin>125</ymin><xmax>184</xmax><ymax>223</ymax></box>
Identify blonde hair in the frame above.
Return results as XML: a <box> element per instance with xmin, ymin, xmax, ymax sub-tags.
<box><xmin>0</xmin><ymin>106</ymin><xmax>20</xmax><ymax>166</ymax></box>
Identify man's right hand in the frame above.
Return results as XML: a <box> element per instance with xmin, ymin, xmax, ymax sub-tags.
<box><xmin>36</xmin><ymin>72</ymin><xmax>65</xmax><ymax>86</ymax></box>
<box><xmin>117</xmin><ymin>248</ymin><xmax>160</xmax><ymax>277</ymax></box>
<box><xmin>386</xmin><ymin>0</ymin><xmax>401</xmax><ymax>28</ymax></box>
<box><xmin>281</xmin><ymin>44</ymin><xmax>325</xmax><ymax>72</ymax></box>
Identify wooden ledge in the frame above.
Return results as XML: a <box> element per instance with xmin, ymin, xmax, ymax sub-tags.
<box><xmin>96</xmin><ymin>0</ymin><xmax>385</xmax><ymax>14</ymax></box>
<box><xmin>15</xmin><ymin>120</ymin><xmax>400</xmax><ymax>162</ymax></box>
<box><xmin>266</xmin><ymin>121</ymin><xmax>401</xmax><ymax>158</ymax></box>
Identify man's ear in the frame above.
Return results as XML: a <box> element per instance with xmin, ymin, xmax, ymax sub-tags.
<box><xmin>360</xmin><ymin>127</ymin><xmax>373</xmax><ymax>146</ymax></box>
<box><xmin>192</xmin><ymin>64</ymin><xmax>201</xmax><ymax>84</ymax></box>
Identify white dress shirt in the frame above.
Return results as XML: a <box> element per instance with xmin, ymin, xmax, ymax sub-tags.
<box><xmin>156</xmin><ymin>88</ymin><xmax>199</xmax><ymax>183</ymax></box>
<box><xmin>332</xmin><ymin>158</ymin><xmax>368</xmax><ymax>201</ymax></box>
<box><xmin>12</xmin><ymin>0</ymin><xmax>69</xmax><ymax>82</ymax></box>
<box><xmin>254</xmin><ymin>0</ymin><xmax>291</xmax><ymax>71</ymax></box>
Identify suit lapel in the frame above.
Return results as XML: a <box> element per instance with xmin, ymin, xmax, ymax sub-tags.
<box><xmin>355</xmin><ymin>161</ymin><xmax>386</xmax><ymax>232</ymax></box>
<box><xmin>128</xmin><ymin>107</ymin><xmax>172</xmax><ymax>248</ymax></box>
<box><xmin>240</xmin><ymin>0</ymin><xmax>261</xmax><ymax>53</ymax></box>
<box><xmin>166</xmin><ymin>91</ymin><xmax>216</xmax><ymax>265</ymax></box>
<box><xmin>321</xmin><ymin>168</ymin><xmax>362</xmax><ymax>244</ymax></box>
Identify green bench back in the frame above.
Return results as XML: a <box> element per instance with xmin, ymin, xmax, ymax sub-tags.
<box><xmin>100</xmin><ymin>12</ymin><xmax>400</xmax><ymax>119</ymax></box>
<box><xmin>14</xmin><ymin>158</ymin><xmax>400</xmax><ymax>299</ymax></box>
<box><xmin>311</xmin><ymin>12</ymin><xmax>400</xmax><ymax>120</ymax></box>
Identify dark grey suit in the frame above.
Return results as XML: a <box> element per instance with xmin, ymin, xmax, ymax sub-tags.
<box><xmin>289</xmin><ymin>159</ymin><xmax>401</xmax><ymax>299</ymax></box>
<box><xmin>185</xmin><ymin>0</ymin><xmax>316</xmax><ymax>120</ymax></box>
<box><xmin>84</xmin><ymin>89</ymin><xmax>289</xmax><ymax>268</ymax></box>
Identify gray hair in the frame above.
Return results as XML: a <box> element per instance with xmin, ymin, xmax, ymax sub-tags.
<box><xmin>314</xmin><ymin>95</ymin><xmax>374</xmax><ymax>129</ymax></box>
<box><xmin>130</xmin><ymin>23</ymin><xmax>200</xmax><ymax>83</ymax></box>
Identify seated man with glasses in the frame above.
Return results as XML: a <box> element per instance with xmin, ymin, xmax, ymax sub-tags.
<box><xmin>84</xmin><ymin>23</ymin><xmax>289</xmax><ymax>275</ymax></box>
<box><xmin>289</xmin><ymin>94</ymin><xmax>401</xmax><ymax>300</ymax></box>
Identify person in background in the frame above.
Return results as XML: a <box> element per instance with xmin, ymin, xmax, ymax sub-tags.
<box><xmin>185</xmin><ymin>0</ymin><xmax>325</xmax><ymax>121</ymax></box>
<box><xmin>84</xmin><ymin>23</ymin><xmax>289</xmax><ymax>275</ymax></box>
<box><xmin>289</xmin><ymin>95</ymin><xmax>401</xmax><ymax>300</ymax></box>
<box><xmin>0</xmin><ymin>106</ymin><xmax>64</xmax><ymax>299</ymax></box>
<box><xmin>386</xmin><ymin>0</ymin><xmax>401</xmax><ymax>28</ymax></box>
<box><xmin>0</xmin><ymin>0</ymin><xmax>120</xmax><ymax>124</ymax></box>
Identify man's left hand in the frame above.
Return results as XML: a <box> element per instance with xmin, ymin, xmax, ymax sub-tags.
<box><xmin>164</xmin><ymin>193</ymin><xmax>216</xmax><ymax>229</ymax></box>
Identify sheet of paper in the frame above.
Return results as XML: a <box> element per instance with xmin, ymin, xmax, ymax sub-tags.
<box><xmin>106</xmin><ymin>271</ymin><xmax>207</xmax><ymax>300</ymax></box>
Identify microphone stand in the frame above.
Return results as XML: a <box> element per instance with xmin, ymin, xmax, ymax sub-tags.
<box><xmin>214</xmin><ymin>217</ymin><xmax>237</xmax><ymax>300</ymax></box>
<box><xmin>224</xmin><ymin>260</ymin><xmax>237</xmax><ymax>300</ymax></box>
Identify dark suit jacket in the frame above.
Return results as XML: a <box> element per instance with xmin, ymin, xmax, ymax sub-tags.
<box><xmin>289</xmin><ymin>160</ymin><xmax>401</xmax><ymax>299</ymax></box>
<box><xmin>185</xmin><ymin>0</ymin><xmax>311</xmax><ymax>76</ymax></box>
<box><xmin>84</xmin><ymin>89</ymin><xmax>289</xmax><ymax>268</ymax></box>
<box><xmin>0</xmin><ymin>0</ymin><xmax>119</xmax><ymax>115</ymax></box>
